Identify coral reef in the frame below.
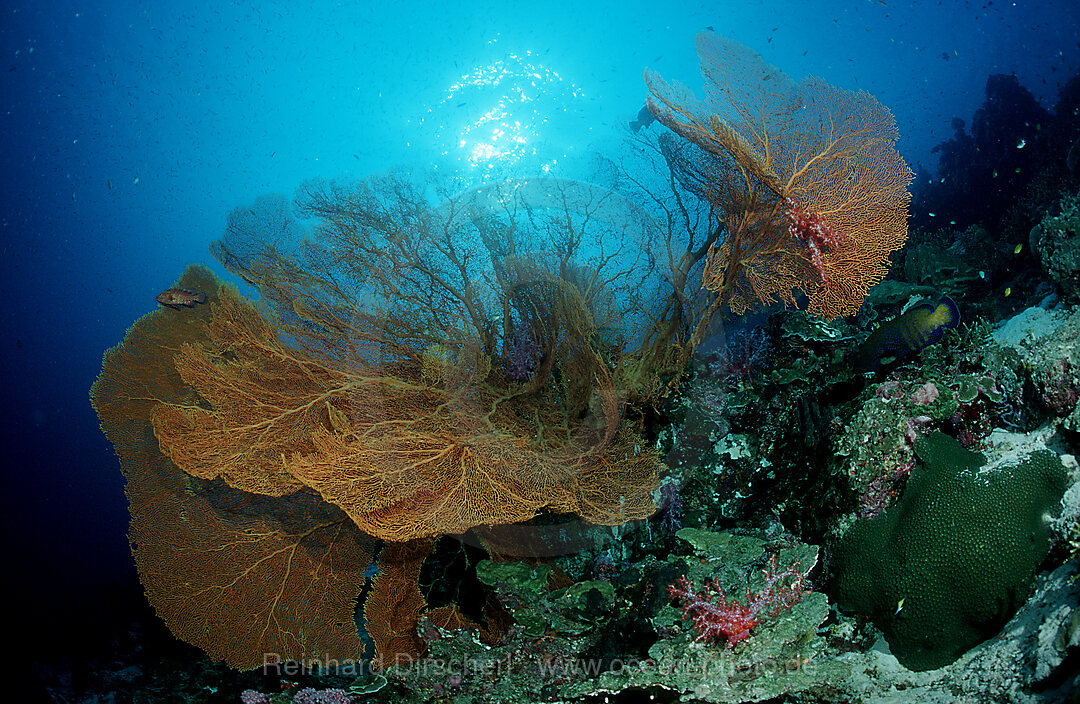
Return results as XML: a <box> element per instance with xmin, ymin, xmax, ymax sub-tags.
<box><xmin>995</xmin><ymin>305</ymin><xmax>1080</xmax><ymax>420</ymax></box>
<box><xmin>380</xmin><ymin>529</ymin><xmax>837</xmax><ymax>703</ymax></box>
<box><xmin>83</xmin><ymin>30</ymin><xmax>1080</xmax><ymax>704</ymax></box>
<box><xmin>907</xmin><ymin>69</ymin><xmax>1080</xmax><ymax>323</ymax></box>
<box><xmin>92</xmin><ymin>27</ymin><xmax>922</xmax><ymax>680</ymax></box>
<box><xmin>1030</xmin><ymin>188</ymin><xmax>1080</xmax><ymax>303</ymax></box>
<box><xmin>557</xmin><ymin>530</ymin><xmax>839</xmax><ymax>703</ymax></box>
<box><xmin>830</xmin><ymin>561</ymin><xmax>1078</xmax><ymax>703</ymax></box>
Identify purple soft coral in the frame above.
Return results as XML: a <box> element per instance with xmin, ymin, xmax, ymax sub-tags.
<box><xmin>506</xmin><ymin>325</ymin><xmax>543</xmax><ymax>381</ymax></box>
<box><xmin>657</xmin><ymin>481</ymin><xmax>683</xmax><ymax>533</ymax></box>
<box><xmin>710</xmin><ymin>326</ymin><xmax>769</xmax><ymax>382</ymax></box>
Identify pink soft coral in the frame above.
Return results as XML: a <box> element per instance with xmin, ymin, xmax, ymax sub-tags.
<box><xmin>909</xmin><ymin>381</ymin><xmax>939</xmax><ymax>406</ymax></box>
<box><xmin>667</xmin><ymin>555</ymin><xmax>809</xmax><ymax>647</ymax></box>
<box><xmin>292</xmin><ymin>688</ymin><xmax>353</xmax><ymax>704</ymax></box>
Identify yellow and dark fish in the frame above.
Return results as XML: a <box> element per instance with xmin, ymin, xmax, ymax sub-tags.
<box><xmin>856</xmin><ymin>296</ymin><xmax>960</xmax><ymax>371</ymax></box>
<box><xmin>156</xmin><ymin>287</ymin><xmax>207</xmax><ymax>310</ymax></box>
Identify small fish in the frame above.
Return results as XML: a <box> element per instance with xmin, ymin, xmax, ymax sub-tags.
<box><xmin>156</xmin><ymin>288</ymin><xmax>207</xmax><ymax>310</ymax></box>
<box><xmin>1014</xmin><ymin>243</ymin><xmax>1023</xmax><ymax>254</ymax></box>
<box><xmin>856</xmin><ymin>296</ymin><xmax>960</xmax><ymax>371</ymax></box>
<box><xmin>1004</xmin><ymin>287</ymin><xmax>1012</xmax><ymax>297</ymax></box>
<box><xmin>894</xmin><ymin>598</ymin><xmax>905</xmax><ymax>615</ymax></box>
<box><xmin>1016</xmin><ymin>138</ymin><xmax>1026</xmax><ymax>149</ymax></box>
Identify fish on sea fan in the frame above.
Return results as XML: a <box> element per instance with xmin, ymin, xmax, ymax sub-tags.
<box><xmin>156</xmin><ymin>287</ymin><xmax>207</xmax><ymax>310</ymax></box>
<box><xmin>856</xmin><ymin>296</ymin><xmax>960</xmax><ymax>371</ymax></box>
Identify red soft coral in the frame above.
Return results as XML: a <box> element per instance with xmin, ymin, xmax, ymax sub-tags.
<box><xmin>667</xmin><ymin>555</ymin><xmax>809</xmax><ymax>648</ymax></box>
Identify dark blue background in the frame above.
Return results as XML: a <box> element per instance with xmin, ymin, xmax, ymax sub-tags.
<box><xmin>2</xmin><ymin>0</ymin><xmax>1077</xmax><ymax>661</ymax></box>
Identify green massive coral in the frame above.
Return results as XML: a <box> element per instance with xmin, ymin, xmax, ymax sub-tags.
<box><xmin>830</xmin><ymin>432</ymin><xmax>1067</xmax><ymax>671</ymax></box>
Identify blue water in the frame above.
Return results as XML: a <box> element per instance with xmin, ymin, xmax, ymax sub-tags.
<box><xmin>2</xmin><ymin>0</ymin><xmax>1077</xmax><ymax>672</ymax></box>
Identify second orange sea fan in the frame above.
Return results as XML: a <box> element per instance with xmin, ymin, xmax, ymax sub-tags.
<box><xmin>646</xmin><ymin>32</ymin><xmax>914</xmax><ymax>320</ymax></box>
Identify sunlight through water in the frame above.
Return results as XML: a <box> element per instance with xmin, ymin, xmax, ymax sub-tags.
<box><xmin>418</xmin><ymin>40</ymin><xmax>585</xmax><ymax>178</ymax></box>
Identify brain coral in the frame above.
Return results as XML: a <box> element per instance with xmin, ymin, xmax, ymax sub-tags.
<box><xmin>830</xmin><ymin>431</ymin><xmax>1067</xmax><ymax>671</ymax></box>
